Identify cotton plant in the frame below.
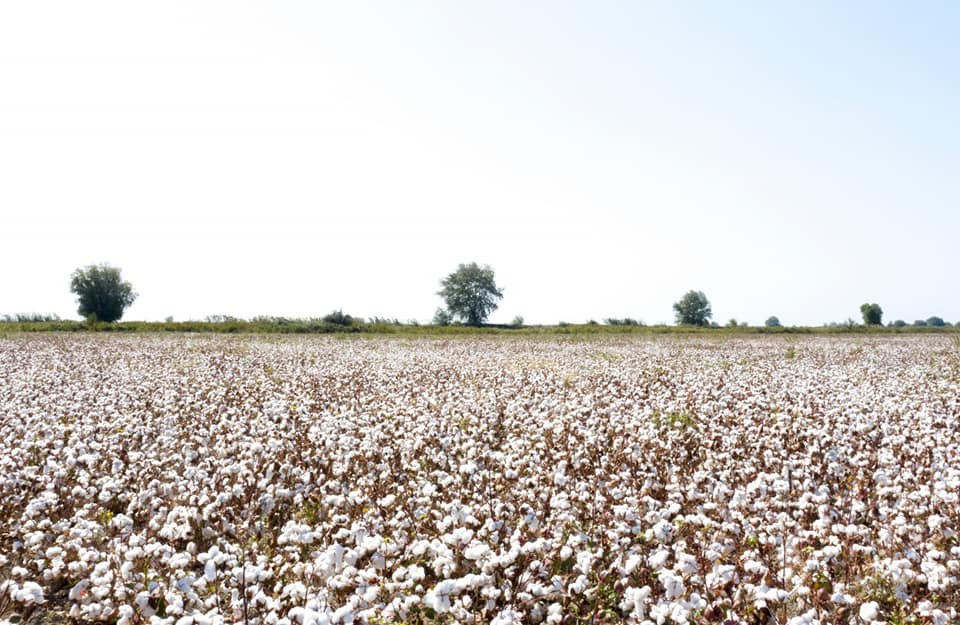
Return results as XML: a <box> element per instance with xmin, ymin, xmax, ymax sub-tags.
<box><xmin>0</xmin><ymin>334</ymin><xmax>958</xmax><ymax>623</ymax></box>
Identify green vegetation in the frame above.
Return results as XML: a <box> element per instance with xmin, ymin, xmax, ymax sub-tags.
<box><xmin>604</xmin><ymin>317</ymin><xmax>643</xmax><ymax>326</ymax></box>
<box><xmin>860</xmin><ymin>302</ymin><xmax>883</xmax><ymax>326</ymax></box>
<box><xmin>673</xmin><ymin>290</ymin><xmax>712</xmax><ymax>326</ymax></box>
<box><xmin>70</xmin><ymin>263</ymin><xmax>137</xmax><ymax>322</ymax></box>
<box><xmin>436</xmin><ymin>262</ymin><xmax>503</xmax><ymax>326</ymax></box>
<box><xmin>0</xmin><ymin>313</ymin><xmax>61</xmax><ymax>322</ymax></box>
<box><xmin>3</xmin><ymin>318</ymin><xmax>959</xmax><ymax>335</ymax></box>
<box><xmin>3</xmin><ymin>266</ymin><xmax>956</xmax><ymax>335</ymax></box>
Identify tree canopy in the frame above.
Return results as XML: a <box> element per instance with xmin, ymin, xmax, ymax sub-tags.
<box><xmin>70</xmin><ymin>264</ymin><xmax>137</xmax><ymax>322</ymax></box>
<box><xmin>437</xmin><ymin>263</ymin><xmax>503</xmax><ymax>326</ymax></box>
<box><xmin>860</xmin><ymin>303</ymin><xmax>883</xmax><ymax>326</ymax></box>
<box><xmin>673</xmin><ymin>290</ymin><xmax>712</xmax><ymax>326</ymax></box>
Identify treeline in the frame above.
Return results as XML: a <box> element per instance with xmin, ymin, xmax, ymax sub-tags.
<box><xmin>3</xmin><ymin>317</ymin><xmax>960</xmax><ymax>335</ymax></box>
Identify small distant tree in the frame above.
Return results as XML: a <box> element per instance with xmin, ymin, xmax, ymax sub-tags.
<box><xmin>860</xmin><ymin>303</ymin><xmax>883</xmax><ymax>326</ymax></box>
<box><xmin>891</xmin><ymin>319</ymin><xmax>906</xmax><ymax>328</ymax></box>
<box><xmin>605</xmin><ymin>317</ymin><xmax>642</xmax><ymax>326</ymax></box>
<box><xmin>437</xmin><ymin>263</ymin><xmax>503</xmax><ymax>326</ymax></box>
<box><xmin>765</xmin><ymin>316</ymin><xmax>781</xmax><ymax>327</ymax></box>
<box><xmin>433</xmin><ymin>308</ymin><xmax>453</xmax><ymax>326</ymax></box>
<box><xmin>323</xmin><ymin>310</ymin><xmax>357</xmax><ymax>326</ymax></box>
<box><xmin>70</xmin><ymin>263</ymin><xmax>137</xmax><ymax>322</ymax></box>
<box><xmin>510</xmin><ymin>315</ymin><xmax>524</xmax><ymax>328</ymax></box>
<box><xmin>913</xmin><ymin>319</ymin><xmax>927</xmax><ymax>327</ymax></box>
<box><xmin>726</xmin><ymin>318</ymin><xmax>738</xmax><ymax>328</ymax></box>
<box><xmin>673</xmin><ymin>290</ymin><xmax>712</xmax><ymax>326</ymax></box>
<box><xmin>926</xmin><ymin>316</ymin><xmax>946</xmax><ymax>327</ymax></box>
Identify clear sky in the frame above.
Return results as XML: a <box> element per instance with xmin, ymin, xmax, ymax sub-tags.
<box><xmin>2</xmin><ymin>2</ymin><xmax>958</xmax><ymax>325</ymax></box>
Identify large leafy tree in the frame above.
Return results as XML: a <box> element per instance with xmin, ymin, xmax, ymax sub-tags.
<box><xmin>673</xmin><ymin>290</ymin><xmax>712</xmax><ymax>326</ymax></box>
<box><xmin>860</xmin><ymin>303</ymin><xmax>883</xmax><ymax>326</ymax></box>
<box><xmin>437</xmin><ymin>263</ymin><xmax>503</xmax><ymax>326</ymax></box>
<box><xmin>70</xmin><ymin>263</ymin><xmax>137</xmax><ymax>322</ymax></box>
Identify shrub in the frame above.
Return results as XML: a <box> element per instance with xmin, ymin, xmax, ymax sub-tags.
<box><xmin>323</xmin><ymin>310</ymin><xmax>357</xmax><ymax>326</ymax></box>
<box><xmin>432</xmin><ymin>308</ymin><xmax>453</xmax><ymax>326</ymax></box>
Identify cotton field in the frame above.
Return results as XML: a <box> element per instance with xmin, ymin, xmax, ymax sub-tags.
<box><xmin>1</xmin><ymin>335</ymin><xmax>958</xmax><ymax>625</ymax></box>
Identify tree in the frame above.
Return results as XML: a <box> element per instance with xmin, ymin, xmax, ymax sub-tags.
<box><xmin>323</xmin><ymin>310</ymin><xmax>356</xmax><ymax>326</ymax></box>
<box><xmin>860</xmin><ymin>303</ymin><xmax>883</xmax><ymax>326</ymax></box>
<box><xmin>432</xmin><ymin>307</ymin><xmax>453</xmax><ymax>326</ymax></box>
<box><xmin>673</xmin><ymin>290</ymin><xmax>712</xmax><ymax>326</ymax></box>
<box><xmin>437</xmin><ymin>263</ymin><xmax>503</xmax><ymax>326</ymax></box>
<box><xmin>70</xmin><ymin>264</ymin><xmax>137</xmax><ymax>322</ymax></box>
<box><xmin>765</xmin><ymin>316</ymin><xmax>781</xmax><ymax>327</ymax></box>
<box><xmin>926</xmin><ymin>316</ymin><xmax>946</xmax><ymax>327</ymax></box>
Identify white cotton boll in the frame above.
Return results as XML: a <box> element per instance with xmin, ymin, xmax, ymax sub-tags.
<box><xmin>649</xmin><ymin>601</ymin><xmax>671</xmax><ymax>624</ymax></box>
<box><xmin>675</xmin><ymin>553</ymin><xmax>697</xmax><ymax>575</ymax></box>
<box><xmin>168</xmin><ymin>552</ymin><xmax>192</xmax><ymax>569</ymax></box>
<box><xmin>490</xmin><ymin>609</ymin><xmax>522</xmax><ymax>625</ymax></box>
<box><xmin>568</xmin><ymin>575</ymin><xmax>587</xmax><ymax>594</ymax></box>
<box><xmin>620</xmin><ymin>586</ymin><xmax>651</xmax><ymax>618</ymax></box>
<box><xmin>859</xmin><ymin>602</ymin><xmax>879</xmax><ymax>622</ymax></box>
<box><xmin>409</xmin><ymin>565</ymin><xmax>425</xmax><ymax>581</ymax></box>
<box><xmin>204</xmin><ymin>560</ymin><xmax>216</xmax><ymax>582</ymax></box>
<box><xmin>648</xmin><ymin>548</ymin><xmax>671</xmax><ymax>571</ymax></box>
<box><xmin>546</xmin><ymin>602</ymin><xmax>564</xmax><ymax>625</ymax></box>
<box><xmin>117</xmin><ymin>604</ymin><xmax>135</xmax><ymax>625</ymax></box>
<box><xmin>669</xmin><ymin>601</ymin><xmax>691</xmax><ymax>625</ymax></box>
<box><xmin>755</xmin><ymin>585</ymin><xmax>787</xmax><ymax>603</ymax></box>
<box><xmin>821</xmin><ymin>545</ymin><xmax>841</xmax><ymax>559</ymax></box>
<box><xmin>647</xmin><ymin>520</ymin><xmax>674</xmax><ymax>543</ymax></box>
<box><xmin>659</xmin><ymin>571</ymin><xmax>685</xmax><ymax>600</ymax></box>
<box><xmin>14</xmin><ymin>581</ymin><xmax>45</xmax><ymax>604</ymax></box>
<box><xmin>423</xmin><ymin>590</ymin><xmax>451</xmax><ymax>614</ymax></box>
<box><xmin>464</xmin><ymin>542</ymin><xmax>490</xmax><ymax>561</ymax></box>
<box><xmin>69</xmin><ymin>580</ymin><xmax>90</xmax><ymax>601</ymax></box>
<box><xmin>830</xmin><ymin>592</ymin><xmax>854</xmax><ymax>605</ymax></box>
<box><xmin>786</xmin><ymin>610</ymin><xmax>821</xmax><ymax>625</ymax></box>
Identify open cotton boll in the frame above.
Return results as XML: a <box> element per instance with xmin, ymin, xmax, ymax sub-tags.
<box><xmin>13</xmin><ymin>581</ymin><xmax>45</xmax><ymax>604</ymax></box>
<box><xmin>859</xmin><ymin>601</ymin><xmax>880</xmax><ymax>621</ymax></box>
<box><xmin>490</xmin><ymin>608</ymin><xmax>522</xmax><ymax>625</ymax></box>
<box><xmin>203</xmin><ymin>560</ymin><xmax>216</xmax><ymax>582</ymax></box>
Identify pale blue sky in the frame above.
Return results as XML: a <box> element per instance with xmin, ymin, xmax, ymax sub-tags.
<box><xmin>1</xmin><ymin>2</ymin><xmax>957</xmax><ymax>325</ymax></box>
